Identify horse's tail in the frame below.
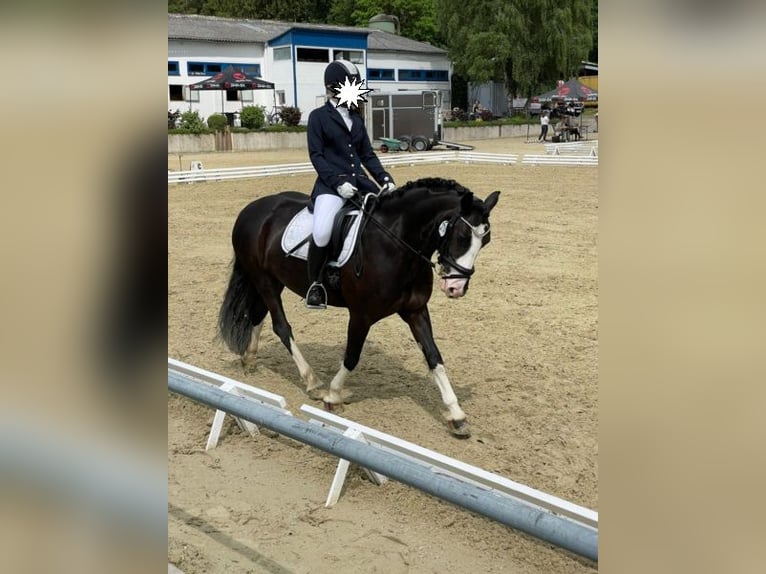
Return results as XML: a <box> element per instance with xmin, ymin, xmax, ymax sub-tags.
<box><xmin>217</xmin><ymin>257</ymin><xmax>264</xmax><ymax>356</ymax></box>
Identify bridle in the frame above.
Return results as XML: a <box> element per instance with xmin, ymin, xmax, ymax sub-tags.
<box><xmin>436</xmin><ymin>213</ymin><xmax>490</xmax><ymax>282</ymax></box>
<box><xmin>348</xmin><ymin>193</ymin><xmax>489</xmax><ymax>281</ymax></box>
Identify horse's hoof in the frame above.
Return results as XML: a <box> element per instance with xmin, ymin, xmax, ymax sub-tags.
<box><xmin>307</xmin><ymin>387</ymin><xmax>325</xmax><ymax>400</ymax></box>
<box><xmin>323</xmin><ymin>400</ymin><xmax>344</xmax><ymax>413</ymax></box>
<box><xmin>449</xmin><ymin>419</ymin><xmax>471</xmax><ymax>438</ymax></box>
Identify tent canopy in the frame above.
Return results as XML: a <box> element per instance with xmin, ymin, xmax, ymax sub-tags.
<box><xmin>535</xmin><ymin>79</ymin><xmax>597</xmax><ymax>102</ymax></box>
<box><xmin>189</xmin><ymin>65</ymin><xmax>275</xmax><ymax>91</ymax></box>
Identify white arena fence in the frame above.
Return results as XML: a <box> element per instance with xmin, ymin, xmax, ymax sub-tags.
<box><xmin>167</xmin><ymin>358</ymin><xmax>598</xmax><ymax>562</ymax></box>
<box><xmin>168</xmin><ymin>151</ymin><xmax>594</xmax><ymax>184</ymax></box>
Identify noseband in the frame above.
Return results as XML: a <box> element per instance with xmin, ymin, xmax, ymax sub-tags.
<box><xmin>436</xmin><ymin>214</ymin><xmax>490</xmax><ymax>283</ymax></box>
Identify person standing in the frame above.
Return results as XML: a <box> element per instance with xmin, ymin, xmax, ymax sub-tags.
<box><xmin>538</xmin><ymin>111</ymin><xmax>550</xmax><ymax>142</ymax></box>
<box><xmin>304</xmin><ymin>59</ymin><xmax>396</xmax><ymax>310</ymax></box>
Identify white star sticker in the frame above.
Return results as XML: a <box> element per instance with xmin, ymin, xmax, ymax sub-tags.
<box><xmin>331</xmin><ymin>76</ymin><xmax>373</xmax><ymax>110</ymax></box>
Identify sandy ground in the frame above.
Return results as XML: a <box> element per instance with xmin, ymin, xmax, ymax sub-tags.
<box><xmin>168</xmin><ymin>134</ymin><xmax>598</xmax><ymax>573</ymax></box>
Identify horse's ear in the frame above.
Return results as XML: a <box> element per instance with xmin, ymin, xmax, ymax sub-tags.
<box><xmin>483</xmin><ymin>191</ymin><xmax>500</xmax><ymax>215</ymax></box>
<box><xmin>460</xmin><ymin>191</ymin><xmax>474</xmax><ymax>214</ymax></box>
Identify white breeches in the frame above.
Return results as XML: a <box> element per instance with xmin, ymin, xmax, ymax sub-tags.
<box><xmin>312</xmin><ymin>194</ymin><xmax>345</xmax><ymax>247</ymax></box>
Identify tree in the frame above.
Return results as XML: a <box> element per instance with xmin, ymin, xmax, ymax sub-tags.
<box><xmin>328</xmin><ymin>0</ymin><xmax>439</xmax><ymax>45</ymax></box>
<box><xmin>436</xmin><ymin>0</ymin><xmax>593</xmax><ymax>98</ymax></box>
<box><xmin>170</xmin><ymin>0</ymin><xmax>334</xmax><ymax>22</ymax></box>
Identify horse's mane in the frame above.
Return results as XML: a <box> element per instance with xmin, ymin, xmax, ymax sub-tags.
<box><xmin>380</xmin><ymin>178</ymin><xmax>471</xmax><ymax>204</ymax></box>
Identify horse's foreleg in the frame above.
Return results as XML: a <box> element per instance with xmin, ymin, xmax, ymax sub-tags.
<box><xmin>323</xmin><ymin>314</ymin><xmax>370</xmax><ymax>409</ymax></box>
<box><xmin>399</xmin><ymin>308</ymin><xmax>470</xmax><ymax>437</ymax></box>
<box><xmin>256</xmin><ymin>279</ymin><xmax>322</xmax><ymax>393</ymax></box>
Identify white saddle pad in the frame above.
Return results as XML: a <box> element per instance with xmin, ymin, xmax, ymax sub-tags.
<box><xmin>281</xmin><ymin>207</ymin><xmax>363</xmax><ymax>268</ymax></box>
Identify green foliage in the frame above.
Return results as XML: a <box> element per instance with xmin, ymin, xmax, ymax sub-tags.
<box><xmin>261</xmin><ymin>124</ymin><xmax>307</xmax><ymax>133</ymax></box>
<box><xmin>207</xmin><ymin>113</ymin><xmax>229</xmax><ymax>131</ymax></box>
<box><xmin>240</xmin><ymin>105</ymin><xmax>266</xmax><ymax>129</ymax></box>
<box><xmin>278</xmin><ymin>106</ymin><xmax>302</xmax><ymax>126</ymax></box>
<box><xmin>170</xmin><ymin>0</ymin><xmax>333</xmax><ymax>22</ymax></box>
<box><xmin>436</xmin><ymin>0</ymin><xmax>594</xmax><ymax>97</ymax></box>
<box><xmin>328</xmin><ymin>0</ymin><xmax>438</xmax><ymax>45</ymax></box>
<box><xmin>177</xmin><ymin>110</ymin><xmax>208</xmax><ymax>134</ymax></box>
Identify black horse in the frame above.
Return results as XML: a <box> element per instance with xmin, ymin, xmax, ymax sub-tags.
<box><xmin>218</xmin><ymin>178</ymin><xmax>500</xmax><ymax>437</ymax></box>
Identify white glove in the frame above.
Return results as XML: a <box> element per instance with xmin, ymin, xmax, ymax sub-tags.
<box><xmin>337</xmin><ymin>182</ymin><xmax>357</xmax><ymax>199</ymax></box>
<box><xmin>380</xmin><ymin>181</ymin><xmax>396</xmax><ymax>194</ymax></box>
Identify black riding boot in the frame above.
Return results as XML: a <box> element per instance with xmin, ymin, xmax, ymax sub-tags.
<box><xmin>305</xmin><ymin>240</ymin><xmax>329</xmax><ymax>309</ymax></box>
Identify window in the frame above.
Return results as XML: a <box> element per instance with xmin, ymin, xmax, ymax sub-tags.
<box><xmin>277</xmin><ymin>90</ymin><xmax>286</xmax><ymax>105</ymax></box>
<box><xmin>368</xmin><ymin>68</ymin><xmax>394</xmax><ymax>81</ymax></box>
<box><xmin>333</xmin><ymin>50</ymin><xmax>364</xmax><ymax>64</ymax></box>
<box><xmin>185</xmin><ymin>87</ymin><xmax>200</xmax><ymax>102</ymax></box>
<box><xmin>226</xmin><ymin>89</ymin><xmax>239</xmax><ymax>102</ymax></box>
<box><xmin>296</xmin><ymin>48</ymin><xmax>329</xmax><ymax>63</ymax></box>
<box><xmin>398</xmin><ymin>69</ymin><xmax>449</xmax><ymax>82</ymax></box>
<box><xmin>241</xmin><ymin>90</ymin><xmax>253</xmax><ymax>102</ymax></box>
<box><xmin>273</xmin><ymin>47</ymin><xmax>291</xmax><ymax>61</ymax></box>
<box><xmin>168</xmin><ymin>61</ymin><xmax>179</xmax><ymax>76</ymax></box>
<box><xmin>169</xmin><ymin>85</ymin><xmax>184</xmax><ymax>101</ymax></box>
<box><xmin>187</xmin><ymin>61</ymin><xmax>261</xmax><ymax>76</ymax></box>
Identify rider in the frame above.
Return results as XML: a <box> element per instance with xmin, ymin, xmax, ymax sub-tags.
<box><xmin>305</xmin><ymin>59</ymin><xmax>396</xmax><ymax>309</ymax></box>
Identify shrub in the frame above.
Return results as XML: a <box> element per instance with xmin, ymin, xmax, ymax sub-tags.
<box><xmin>279</xmin><ymin>106</ymin><xmax>302</xmax><ymax>127</ymax></box>
<box><xmin>240</xmin><ymin>105</ymin><xmax>266</xmax><ymax>129</ymax></box>
<box><xmin>177</xmin><ymin>110</ymin><xmax>207</xmax><ymax>134</ymax></box>
<box><xmin>207</xmin><ymin>113</ymin><xmax>228</xmax><ymax>131</ymax></box>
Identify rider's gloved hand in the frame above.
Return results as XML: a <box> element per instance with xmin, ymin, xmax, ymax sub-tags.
<box><xmin>337</xmin><ymin>182</ymin><xmax>358</xmax><ymax>199</ymax></box>
<box><xmin>380</xmin><ymin>177</ymin><xmax>396</xmax><ymax>195</ymax></box>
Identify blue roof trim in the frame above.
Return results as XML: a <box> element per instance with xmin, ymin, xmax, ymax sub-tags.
<box><xmin>269</xmin><ymin>28</ymin><xmax>367</xmax><ymax>49</ymax></box>
<box><xmin>269</xmin><ymin>30</ymin><xmax>294</xmax><ymax>47</ymax></box>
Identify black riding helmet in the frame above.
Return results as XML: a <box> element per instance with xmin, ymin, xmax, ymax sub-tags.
<box><xmin>324</xmin><ymin>59</ymin><xmax>361</xmax><ymax>89</ymax></box>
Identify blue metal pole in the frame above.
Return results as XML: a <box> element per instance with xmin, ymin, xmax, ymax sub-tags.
<box><xmin>168</xmin><ymin>370</ymin><xmax>598</xmax><ymax>562</ymax></box>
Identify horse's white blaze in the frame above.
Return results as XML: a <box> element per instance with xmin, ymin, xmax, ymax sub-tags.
<box><xmin>439</xmin><ymin>231</ymin><xmax>484</xmax><ymax>298</ymax></box>
<box><xmin>325</xmin><ymin>364</ymin><xmax>350</xmax><ymax>405</ymax></box>
<box><xmin>431</xmin><ymin>363</ymin><xmax>465</xmax><ymax>421</ymax></box>
<box><xmin>289</xmin><ymin>338</ymin><xmax>320</xmax><ymax>391</ymax></box>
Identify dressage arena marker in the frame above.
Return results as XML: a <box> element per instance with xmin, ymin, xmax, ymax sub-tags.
<box><xmin>301</xmin><ymin>404</ymin><xmax>597</xmax><ymax>529</ymax></box>
<box><xmin>168</xmin><ymin>358</ymin><xmax>291</xmax><ymax>449</ymax></box>
<box><xmin>167</xmin><ymin>150</ymin><xmax>592</xmax><ymax>184</ymax></box>
<box><xmin>168</xmin><ymin>362</ymin><xmax>598</xmax><ymax>562</ymax></box>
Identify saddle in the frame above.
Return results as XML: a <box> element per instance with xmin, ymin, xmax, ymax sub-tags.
<box><xmin>281</xmin><ymin>202</ymin><xmax>366</xmax><ymax>268</ymax></box>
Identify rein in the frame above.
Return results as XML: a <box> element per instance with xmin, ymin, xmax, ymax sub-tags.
<box><xmin>347</xmin><ymin>192</ymin><xmax>489</xmax><ymax>282</ymax></box>
<box><xmin>346</xmin><ymin>193</ymin><xmax>436</xmax><ymax>272</ymax></box>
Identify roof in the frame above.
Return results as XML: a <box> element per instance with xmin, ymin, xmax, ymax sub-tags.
<box><xmin>168</xmin><ymin>13</ymin><xmax>446</xmax><ymax>55</ymax></box>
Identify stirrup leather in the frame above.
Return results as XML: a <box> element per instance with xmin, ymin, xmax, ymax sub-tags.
<box><xmin>305</xmin><ymin>281</ymin><xmax>327</xmax><ymax>309</ymax></box>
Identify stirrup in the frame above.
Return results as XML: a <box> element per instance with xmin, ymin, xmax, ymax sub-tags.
<box><xmin>305</xmin><ymin>281</ymin><xmax>327</xmax><ymax>310</ymax></box>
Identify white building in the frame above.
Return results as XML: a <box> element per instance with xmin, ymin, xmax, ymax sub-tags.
<box><xmin>168</xmin><ymin>13</ymin><xmax>451</xmax><ymax>125</ymax></box>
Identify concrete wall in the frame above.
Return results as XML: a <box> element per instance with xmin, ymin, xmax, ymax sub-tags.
<box><xmin>233</xmin><ymin>131</ymin><xmax>307</xmax><ymax>151</ymax></box>
<box><xmin>167</xmin><ymin>133</ymin><xmax>216</xmax><ymax>154</ymax></box>
<box><xmin>442</xmin><ymin>123</ymin><xmax>535</xmax><ymax>141</ymax></box>
<box><xmin>167</xmin><ymin>123</ymin><xmax>538</xmax><ymax>153</ymax></box>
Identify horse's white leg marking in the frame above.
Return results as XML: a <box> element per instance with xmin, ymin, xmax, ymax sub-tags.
<box><xmin>289</xmin><ymin>337</ymin><xmax>321</xmax><ymax>391</ymax></box>
<box><xmin>431</xmin><ymin>363</ymin><xmax>466</xmax><ymax>421</ymax></box>
<box><xmin>241</xmin><ymin>321</ymin><xmax>264</xmax><ymax>369</ymax></box>
<box><xmin>324</xmin><ymin>364</ymin><xmax>350</xmax><ymax>405</ymax></box>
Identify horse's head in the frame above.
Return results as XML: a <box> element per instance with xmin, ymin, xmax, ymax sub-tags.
<box><xmin>436</xmin><ymin>189</ymin><xmax>500</xmax><ymax>298</ymax></box>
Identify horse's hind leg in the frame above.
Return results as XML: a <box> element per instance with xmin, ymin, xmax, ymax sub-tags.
<box><xmin>399</xmin><ymin>307</ymin><xmax>470</xmax><ymax>438</ymax></box>
<box><xmin>253</xmin><ymin>276</ymin><xmax>323</xmax><ymax>394</ymax></box>
<box><xmin>241</xmin><ymin>320</ymin><xmax>264</xmax><ymax>371</ymax></box>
